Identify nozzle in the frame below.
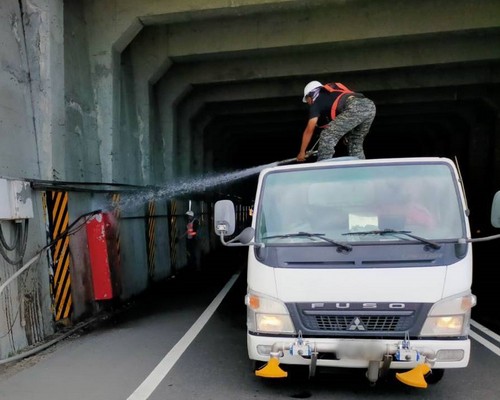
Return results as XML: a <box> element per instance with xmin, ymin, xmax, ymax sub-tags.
<box><xmin>396</xmin><ymin>364</ymin><xmax>431</xmax><ymax>388</ymax></box>
<box><xmin>276</xmin><ymin>150</ymin><xmax>318</xmax><ymax>166</ymax></box>
<box><xmin>255</xmin><ymin>357</ymin><xmax>288</xmax><ymax>378</ymax></box>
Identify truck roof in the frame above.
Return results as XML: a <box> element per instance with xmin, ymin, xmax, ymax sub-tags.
<box><xmin>261</xmin><ymin>156</ymin><xmax>455</xmax><ymax>176</ymax></box>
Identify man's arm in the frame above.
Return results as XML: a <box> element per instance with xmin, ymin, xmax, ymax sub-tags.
<box><xmin>297</xmin><ymin>117</ymin><xmax>318</xmax><ymax>161</ymax></box>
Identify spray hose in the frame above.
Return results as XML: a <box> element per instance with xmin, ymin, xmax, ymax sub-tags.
<box><xmin>0</xmin><ymin>209</ymin><xmax>102</xmax><ymax>298</ymax></box>
<box><xmin>276</xmin><ymin>138</ymin><xmax>320</xmax><ymax>166</ymax></box>
<box><xmin>276</xmin><ymin>150</ymin><xmax>318</xmax><ymax>166</ymax></box>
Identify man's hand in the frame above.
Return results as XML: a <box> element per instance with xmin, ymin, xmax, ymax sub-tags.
<box><xmin>297</xmin><ymin>151</ymin><xmax>307</xmax><ymax>162</ymax></box>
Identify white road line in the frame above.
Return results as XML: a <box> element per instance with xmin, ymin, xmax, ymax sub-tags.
<box><xmin>127</xmin><ymin>273</ymin><xmax>240</xmax><ymax>400</ymax></box>
<box><xmin>469</xmin><ymin>331</ymin><xmax>500</xmax><ymax>357</ymax></box>
<box><xmin>471</xmin><ymin>319</ymin><xmax>500</xmax><ymax>343</ymax></box>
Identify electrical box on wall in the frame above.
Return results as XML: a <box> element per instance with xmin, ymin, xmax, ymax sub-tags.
<box><xmin>0</xmin><ymin>178</ymin><xmax>34</xmax><ymax>220</ymax></box>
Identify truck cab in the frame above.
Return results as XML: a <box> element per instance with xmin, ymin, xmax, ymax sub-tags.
<box><xmin>214</xmin><ymin>157</ymin><xmax>500</xmax><ymax>388</ymax></box>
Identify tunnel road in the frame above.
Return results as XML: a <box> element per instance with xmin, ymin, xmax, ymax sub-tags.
<box><xmin>0</xmin><ymin>251</ymin><xmax>499</xmax><ymax>400</ymax></box>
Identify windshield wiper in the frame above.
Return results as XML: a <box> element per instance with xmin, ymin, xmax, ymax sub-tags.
<box><xmin>342</xmin><ymin>229</ymin><xmax>441</xmax><ymax>250</ymax></box>
<box><xmin>263</xmin><ymin>231</ymin><xmax>352</xmax><ymax>252</ymax></box>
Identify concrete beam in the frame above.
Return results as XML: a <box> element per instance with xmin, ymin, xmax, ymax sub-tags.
<box><xmin>165</xmin><ymin>32</ymin><xmax>500</xmax><ymax>90</ymax></box>
<box><xmin>84</xmin><ymin>0</ymin><xmax>306</xmax><ymax>57</ymax></box>
<box><xmin>86</xmin><ymin>0</ymin><xmax>500</xmax><ymax>60</ymax></box>
<box><xmin>165</xmin><ymin>0</ymin><xmax>500</xmax><ymax>59</ymax></box>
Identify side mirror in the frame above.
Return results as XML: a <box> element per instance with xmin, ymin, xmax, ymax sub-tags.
<box><xmin>214</xmin><ymin>199</ymin><xmax>235</xmax><ymax>236</ymax></box>
<box><xmin>492</xmin><ymin>191</ymin><xmax>500</xmax><ymax>228</ymax></box>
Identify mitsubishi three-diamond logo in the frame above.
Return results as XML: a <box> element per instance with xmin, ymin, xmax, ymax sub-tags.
<box><xmin>348</xmin><ymin>317</ymin><xmax>366</xmax><ymax>331</ymax></box>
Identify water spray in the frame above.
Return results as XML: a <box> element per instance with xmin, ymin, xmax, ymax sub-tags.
<box><xmin>115</xmin><ymin>161</ymin><xmax>275</xmax><ymax>212</ymax></box>
<box><xmin>113</xmin><ymin>139</ymin><xmax>320</xmax><ymax>212</ymax></box>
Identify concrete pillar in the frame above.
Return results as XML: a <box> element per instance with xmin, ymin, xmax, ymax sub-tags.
<box><xmin>22</xmin><ymin>0</ymin><xmax>65</xmax><ymax>180</ymax></box>
<box><xmin>0</xmin><ymin>0</ymin><xmax>39</xmax><ymax>178</ymax></box>
<box><xmin>129</xmin><ymin>26</ymin><xmax>171</xmax><ymax>184</ymax></box>
<box><xmin>84</xmin><ymin>2</ymin><xmax>143</xmax><ymax>181</ymax></box>
<box><xmin>155</xmin><ymin>73</ymin><xmax>193</xmax><ymax>180</ymax></box>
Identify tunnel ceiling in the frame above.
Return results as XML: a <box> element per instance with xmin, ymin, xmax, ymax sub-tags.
<box><xmin>115</xmin><ymin>0</ymin><xmax>500</xmax><ymax>201</ymax></box>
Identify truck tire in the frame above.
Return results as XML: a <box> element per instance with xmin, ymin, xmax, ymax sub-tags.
<box><xmin>425</xmin><ymin>368</ymin><xmax>445</xmax><ymax>384</ymax></box>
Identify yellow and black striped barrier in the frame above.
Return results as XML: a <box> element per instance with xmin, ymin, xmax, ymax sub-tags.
<box><xmin>146</xmin><ymin>200</ymin><xmax>156</xmax><ymax>280</ymax></box>
<box><xmin>111</xmin><ymin>193</ymin><xmax>122</xmax><ymax>274</ymax></box>
<box><xmin>44</xmin><ymin>191</ymin><xmax>72</xmax><ymax>322</ymax></box>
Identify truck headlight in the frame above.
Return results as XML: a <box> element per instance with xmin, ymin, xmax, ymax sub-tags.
<box><xmin>245</xmin><ymin>291</ymin><xmax>295</xmax><ymax>334</ymax></box>
<box><xmin>420</xmin><ymin>292</ymin><xmax>476</xmax><ymax>337</ymax></box>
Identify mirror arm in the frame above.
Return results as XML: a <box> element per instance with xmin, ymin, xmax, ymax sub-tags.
<box><xmin>217</xmin><ymin>231</ymin><xmax>264</xmax><ymax>247</ymax></box>
<box><xmin>464</xmin><ymin>234</ymin><xmax>500</xmax><ymax>243</ymax></box>
<box><xmin>218</xmin><ymin>231</ymin><xmax>243</xmax><ymax>247</ymax></box>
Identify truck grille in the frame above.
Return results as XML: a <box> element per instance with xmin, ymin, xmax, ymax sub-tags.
<box><xmin>311</xmin><ymin>315</ymin><xmax>407</xmax><ymax>331</ymax></box>
<box><xmin>298</xmin><ymin>311</ymin><xmax>416</xmax><ymax>334</ymax></box>
<box><xmin>290</xmin><ymin>302</ymin><xmax>427</xmax><ymax>337</ymax></box>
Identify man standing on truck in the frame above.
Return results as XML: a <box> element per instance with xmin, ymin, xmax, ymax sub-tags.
<box><xmin>297</xmin><ymin>81</ymin><xmax>376</xmax><ymax>161</ymax></box>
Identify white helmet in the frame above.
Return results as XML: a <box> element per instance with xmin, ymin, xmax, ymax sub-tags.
<box><xmin>186</xmin><ymin>210</ymin><xmax>194</xmax><ymax>217</ymax></box>
<box><xmin>302</xmin><ymin>80</ymin><xmax>323</xmax><ymax>103</ymax></box>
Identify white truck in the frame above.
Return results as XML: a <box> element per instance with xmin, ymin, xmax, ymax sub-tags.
<box><xmin>214</xmin><ymin>157</ymin><xmax>500</xmax><ymax>388</ymax></box>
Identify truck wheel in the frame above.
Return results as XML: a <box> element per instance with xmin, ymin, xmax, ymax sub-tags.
<box><xmin>425</xmin><ymin>368</ymin><xmax>445</xmax><ymax>384</ymax></box>
<box><xmin>252</xmin><ymin>360</ymin><xmax>266</xmax><ymax>372</ymax></box>
<box><xmin>287</xmin><ymin>365</ymin><xmax>310</xmax><ymax>382</ymax></box>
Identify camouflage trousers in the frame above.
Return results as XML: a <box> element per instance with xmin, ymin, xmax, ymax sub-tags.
<box><xmin>317</xmin><ymin>96</ymin><xmax>376</xmax><ymax>161</ymax></box>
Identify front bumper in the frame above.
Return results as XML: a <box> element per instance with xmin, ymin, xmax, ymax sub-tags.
<box><xmin>248</xmin><ymin>333</ymin><xmax>470</xmax><ymax>369</ymax></box>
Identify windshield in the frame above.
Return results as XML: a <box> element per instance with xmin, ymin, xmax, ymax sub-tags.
<box><xmin>255</xmin><ymin>162</ymin><xmax>465</xmax><ymax>244</ymax></box>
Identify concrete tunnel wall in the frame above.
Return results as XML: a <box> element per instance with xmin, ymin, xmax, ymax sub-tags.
<box><xmin>0</xmin><ymin>0</ymin><xmax>499</xmax><ymax>359</ymax></box>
